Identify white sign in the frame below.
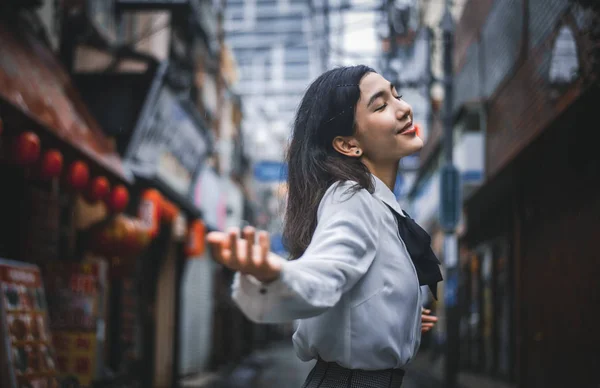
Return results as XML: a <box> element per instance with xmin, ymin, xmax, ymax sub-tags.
<box><xmin>549</xmin><ymin>26</ymin><xmax>579</xmax><ymax>85</ymax></box>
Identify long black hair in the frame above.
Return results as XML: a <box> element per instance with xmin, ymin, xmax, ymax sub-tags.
<box><xmin>283</xmin><ymin>65</ymin><xmax>376</xmax><ymax>260</ymax></box>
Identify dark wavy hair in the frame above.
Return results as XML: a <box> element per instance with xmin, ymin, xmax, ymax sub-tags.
<box><xmin>283</xmin><ymin>65</ymin><xmax>376</xmax><ymax>260</ymax></box>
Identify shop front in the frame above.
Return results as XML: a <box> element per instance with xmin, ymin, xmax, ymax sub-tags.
<box><xmin>0</xmin><ymin>18</ymin><xmax>145</xmax><ymax>388</ymax></box>
<box><xmin>74</xmin><ymin>60</ymin><xmax>212</xmax><ymax>388</ymax></box>
<box><xmin>461</xmin><ymin>41</ymin><xmax>600</xmax><ymax>388</ymax></box>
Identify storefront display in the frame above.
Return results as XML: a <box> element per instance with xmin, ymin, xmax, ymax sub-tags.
<box><xmin>462</xmin><ymin>239</ymin><xmax>514</xmax><ymax>378</ymax></box>
<box><xmin>44</xmin><ymin>260</ymin><xmax>108</xmax><ymax>388</ymax></box>
<box><xmin>0</xmin><ymin>19</ymin><xmax>136</xmax><ymax>388</ymax></box>
<box><xmin>0</xmin><ymin>258</ymin><xmax>59</xmax><ymax>388</ymax></box>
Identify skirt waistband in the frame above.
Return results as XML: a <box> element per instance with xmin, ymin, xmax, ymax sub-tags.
<box><xmin>301</xmin><ymin>358</ymin><xmax>405</xmax><ymax>388</ymax></box>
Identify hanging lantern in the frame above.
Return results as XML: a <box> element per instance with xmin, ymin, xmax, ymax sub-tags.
<box><xmin>67</xmin><ymin>160</ymin><xmax>90</xmax><ymax>191</ymax></box>
<box><xmin>85</xmin><ymin>176</ymin><xmax>111</xmax><ymax>203</ymax></box>
<box><xmin>39</xmin><ymin>149</ymin><xmax>64</xmax><ymax>180</ymax></box>
<box><xmin>13</xmin><ymin>131</ymin><xmax>41</xmax><ymax>166</ymax></box>
<box><xmin>185</xmin><ymin>220</ymin><xmax>206</xmax><ymax>257</ymax></box>
<box><xmin>139</xmin><ymin>189</ymin><xmax>162</xmax><ymax>238</ymax></box>
<box><xmin>415</xmin><ymin>123</ymin><xmax>421</xmax><ymax>138</ymax></box>
<box><xmin>106</xmin><ymin>184</ymin><xmax>129</xmax><ymax>213</ymax></box>
<box><xmin>161</xmin><ymin>199</ymin><xmax>178</xmax><ymax>224</ymax></box>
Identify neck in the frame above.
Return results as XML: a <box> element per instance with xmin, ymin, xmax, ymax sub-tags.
<box><xmin>362</xmin><ymin>160</ymin><xmax>399</xmax><ymax>191</ymax></box>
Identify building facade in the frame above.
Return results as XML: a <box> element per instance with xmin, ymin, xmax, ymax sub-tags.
<box><xmin>408</xmin><ymin>0</ymin><xmax>599</xmax><ymax>387</ymax></box>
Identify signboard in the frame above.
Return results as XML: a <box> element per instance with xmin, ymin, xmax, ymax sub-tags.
<box><xmin>270</xmin><ymin>234</ymin><xmax>287</xmax><ymax>257</ymax></box>
<box><xmin>44</xmin><ymin>260</ymin><xmax>108</xmax><ymax>388</ymax></box>
<box><xmin>253</xmin><ymin>161</ymin><xmax>287</xmax><ymax>183</ymax></box>
<box><xmin>127</xmin><ymin>78</ymin><xmax>209</xmax><ymax>197</ymax></box>
<box><xmin>0</xmin><ymin>259</ymin><xmax>60</xmax><ymax>388</ymax></box>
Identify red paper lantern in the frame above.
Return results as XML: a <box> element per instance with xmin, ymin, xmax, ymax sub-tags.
<box><xmin>107</xmin><ymin>185</ymin><xmax>129</xmax><ymax>213</ymax></box>
<box><xmin>67</xmin><ymin>161</ymin><xmax>90</xmax><ymax>191</ymax></box>
<box><xmin>13</xmin><ymin>131</ymin><xmax>41</xmax><ymax>165</ymax></box>
<box><xmin>39</xmin><ymin>149</ymin><xmax>64</xmax><ymax>179</ymax></box>
<box><xmin>161</xmin><ymin>199</ymin><xmax>179</xmax><ymax>224</ymax></box>
<box><xmin>85</xmin><ymin>176</ymin><xmax>111</xmax><ymax>203</ymax></box>
<box><xmin>415</xmin><ymin>124</ymin><xmax>421</xmax><ymax>138</ymax></box>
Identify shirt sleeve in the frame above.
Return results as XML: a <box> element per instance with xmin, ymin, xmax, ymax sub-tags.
<box><xmin>231</xmin><ymin>181</ymin><xmax>380</xmax><ymax>323</ymax></box>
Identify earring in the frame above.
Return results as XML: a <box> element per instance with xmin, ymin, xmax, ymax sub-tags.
<box><xmin>355</xmin><ymin>150</ymin><xmax>361</xmax><ymax>155</ymax></box>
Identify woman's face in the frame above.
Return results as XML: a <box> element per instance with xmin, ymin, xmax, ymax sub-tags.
<box><xmin>353</xmin><ymin>72</ymin><xmax>423</xmax><ymax>164</ymax></box>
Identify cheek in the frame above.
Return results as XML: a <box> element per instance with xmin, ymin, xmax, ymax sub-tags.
<box><xmin>365</xmin><ymin>114</ymin><xmax>397</xmax><ymax>138</ymax></box>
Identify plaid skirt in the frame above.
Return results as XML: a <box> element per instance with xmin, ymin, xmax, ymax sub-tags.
<box><xmin>301</xmin><ymin>358</ymin><xmax>404</xmax><ymax>388</ymax></box>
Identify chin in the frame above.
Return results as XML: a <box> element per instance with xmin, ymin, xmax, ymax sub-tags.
<box><xmin>399</xmin><ymin>136</ymin><xmax>424</xmax><ymax>157</ymax></box>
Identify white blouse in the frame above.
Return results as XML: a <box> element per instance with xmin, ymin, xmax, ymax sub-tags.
<box><xmin>232</xmin><ymin>175</ymin><xmax>425</xmax><ymax>370</ymax></box>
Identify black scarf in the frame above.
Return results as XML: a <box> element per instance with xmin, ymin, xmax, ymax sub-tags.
<box><xmin>385</xmin><ymin>204</ymin><xmax>443</xmax><ymax>300</ymax></box>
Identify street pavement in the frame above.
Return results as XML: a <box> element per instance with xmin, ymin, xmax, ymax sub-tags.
<box><xmin>184</xmin><ymin>341</ymin><xmax>512</xmax><ymax>388</ymax></box>
<box><xmin>223</xmin><ymin>341</ymin><xmax>443</xmax><ymax>388</ymax></box>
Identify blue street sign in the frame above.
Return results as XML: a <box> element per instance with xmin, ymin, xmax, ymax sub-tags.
<box><xmin>270</xmin><ymin>233</ymin><xmax>287</xmax><ymax>256</ymax></box>
<box><xmin>253</xmin><ymin>161</ymin><xmax>288</xmax><ymax>183</ymax></box>
<box><xmin>439</xmin><ymin>163</ymin><xmax>461</xmax><ymax>231</ymax></box>
<box><xmin>445</xmin><ymin>274</ymin><xmax>458</xmax><ymax>307</ymax></box>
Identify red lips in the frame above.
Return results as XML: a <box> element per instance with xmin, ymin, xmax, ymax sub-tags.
<box><xmin>397</xmin><ymin>121</ymin><xmax>415</xmax><ymax>135</ymax></box>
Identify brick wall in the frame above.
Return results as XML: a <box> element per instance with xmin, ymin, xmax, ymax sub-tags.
<box><xmin>453</xmin><ymin>0</ymin><xmax>591</xmax><ymax>177</ymax></box>
<box><xmin>485</xmin><ymin>7</ymin><xmax>589</xmax><ymax>176</ymax></box>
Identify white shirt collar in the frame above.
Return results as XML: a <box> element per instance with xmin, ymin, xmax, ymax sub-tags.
<box><xmin>371</xmin><ymin>174</ymin><xmax>405</xmax><ymax>217</ymax></box>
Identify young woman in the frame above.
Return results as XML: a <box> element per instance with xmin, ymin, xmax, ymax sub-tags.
<box><xmin>207</xmin><ymin>65</ymin><xmax>442</xmax><ymax>388</ymax></box>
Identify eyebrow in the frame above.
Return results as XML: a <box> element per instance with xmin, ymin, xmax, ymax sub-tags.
<box><xmin>367</xmin><ymin>83</ymin><xmax>395</xmax><ymax>108</ymax></box>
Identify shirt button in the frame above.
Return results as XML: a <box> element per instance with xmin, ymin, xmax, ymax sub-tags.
<box><xmin>260</xmin><ymin>288</ymin><xmax>267</xmax><ymax>295</ymax></box>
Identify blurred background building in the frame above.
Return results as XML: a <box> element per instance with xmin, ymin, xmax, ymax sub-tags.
<box><xmin>0</xmin><ymin>1</ymin><xmax>598</xmax><ymax>388</ymax></box>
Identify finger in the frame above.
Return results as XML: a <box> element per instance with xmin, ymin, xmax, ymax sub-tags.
<box><xmin>258</xmin><ymin>231</ymin><xmax>270</xmax><ymax>263</ymax></box>
<box><xmin>243</xmin><ymin>226</ymin><xmax>256</xmax><ymax>266</ymax></box>
<box><xmin>250</xmin><ymin>244</ymin><xmax>263</xmax><ymax>268</ymax></box>
<box><xmin>421</xmin><ymin>327</ymin><xmax>431</xmax><ymax>333</ymax></box>
<box><xmin>422</xmin><ymin>323</ymin><xmax>435</xmax><ymax>328</ymax></box>
<box><xmin>423</xmin><ymin>309</ymin><xmax>431</xmax><ymax>314</ymax></box>
<box><xmin>207</xmin><ymin>231</ymin><xmax>227</xmax><ymax>244</ymax></box>
<box><xmin>206</xmin><ymin>232</ymin><xmax>227</xmax><ymax>262</ymax></box>
<box><xmin>421</xmin><ymin>315</ymin><xmax>438</xmax><ymax>322</ymax></box>
<box><xmin>228</xmin><ymin>228</ymin><xmax>240</xmax><ymax>265</ymax></box>
<box><xmin>220</xmin><ymin>245</ymin><xmax>235</xmax><ymax>268</ymax></box>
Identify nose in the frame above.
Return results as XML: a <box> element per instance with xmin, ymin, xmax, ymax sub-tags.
<box><xmin>395</xmin><ymin>99</ymin><xmax>412</xmax><ymax>121</ymax></box>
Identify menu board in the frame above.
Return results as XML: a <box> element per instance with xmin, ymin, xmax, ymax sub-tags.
<box><xmin>0</xmin><ymin>258</ymin><xmax>59</xmax><ymax>388</ymax></box>
<box><xmin>44</xmin><ymin>260</ymin><xmax>107</xmax><ymax>388</ymax></box>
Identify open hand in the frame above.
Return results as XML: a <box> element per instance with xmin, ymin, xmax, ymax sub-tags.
<box><xmin>207</xmin><ymin>226</ymin><xmax>282</xmax><ymax>283</ymax></box>
<box><xmin>421</xmin><ymin>308</ymin><xmax>438</xmax><ymax>333</ymax></box>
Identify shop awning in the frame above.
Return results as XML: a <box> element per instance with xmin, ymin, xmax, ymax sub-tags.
<box><xmin>0</xmin><ymin>24</ymin><xmax>131</xmax><ymax>183</ymax></box>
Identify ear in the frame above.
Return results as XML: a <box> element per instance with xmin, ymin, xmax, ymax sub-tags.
<box><xmin>332</xmin><ymin>136</ymin><xmax>361</xmax><ymax>158</ymax></box>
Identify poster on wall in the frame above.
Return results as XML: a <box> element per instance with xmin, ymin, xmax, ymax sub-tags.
<box><xmin>0</xmin><ymin>258</ymin><xmax>60</xmax><ymax>388</ymax></box>
<box><xmin>44</xmin><ymin>260</ymin><xmax>107</xmax><ymax>388</ymax></box>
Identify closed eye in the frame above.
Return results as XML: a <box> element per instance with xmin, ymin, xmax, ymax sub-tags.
<box><xmin>375</xmin><ymin>95</ymin><xmax>402</xmax><ymax>112</ymax></box>
<box><xmin>375</xmin><ymin>103</ymin><xmax>387</xmax><ymax>112</ymax></box>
